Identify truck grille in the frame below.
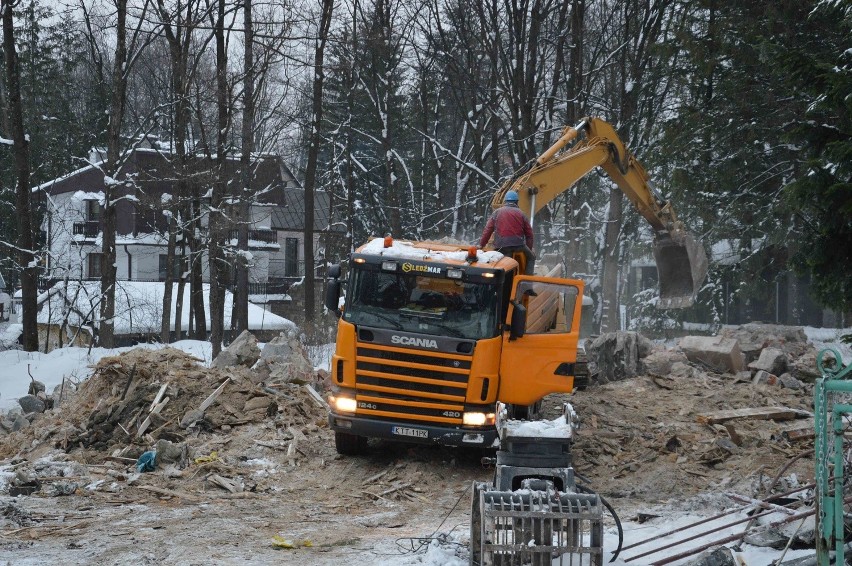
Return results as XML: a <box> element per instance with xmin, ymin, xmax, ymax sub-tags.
<box><xmin>354</xmin><ymin>343</ymin><xmax>472</xmax><ymax>424</ymax></box>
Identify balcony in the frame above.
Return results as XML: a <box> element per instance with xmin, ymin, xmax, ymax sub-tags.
<box><xmin>73</xmin><ymin>221</ymin><xmax>100</xmax><ymax>238</ymax></box>
<box><xmin>228</xmin><ymin>229</ymin><xmax>277</xmax><ymax>244</ymax></box>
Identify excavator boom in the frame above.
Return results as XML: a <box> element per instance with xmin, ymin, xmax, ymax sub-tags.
<box><xmin>492</xmin><ymin>117</ymin><xmax>707</xmax><ymax>308</ymax></box>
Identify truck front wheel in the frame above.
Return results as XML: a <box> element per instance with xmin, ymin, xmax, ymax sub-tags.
<box><xmin>334</xmin><ymin>431</ymin><xmax>367</xmax><ymax>455</ymax></box>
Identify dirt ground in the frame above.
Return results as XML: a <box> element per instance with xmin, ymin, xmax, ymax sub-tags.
<box><xmin>0</xmin><ymin>329</ymin><xmax>823</xmax><ymax>565</ymax></box>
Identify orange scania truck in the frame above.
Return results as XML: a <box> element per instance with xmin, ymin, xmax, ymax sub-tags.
<box><xmin>323</xmin><ymin>117</ymin><xmax>707</xmax><ymax>455</ymax></box>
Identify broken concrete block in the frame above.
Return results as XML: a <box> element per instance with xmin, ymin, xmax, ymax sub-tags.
<box><xmin>212</xmin><ymin>330</ymin><xmax>261</xmax><ymax>369</ymax></box>
<box><xmin>683</xmin><ymin>547</ymin><xmax>735</xmax><ymax>566</ymax></box>
<box><xmin>752</xmin><ymin>370</ymin><xmax>778</xmax><ymax>385</ymax></box>
<box><xmin>670</xmin><ymin>362</ymin><xmax>695</xmax><ymax>379</ymax></box>
<box><xmin>586</xmin><ymin>331</ymin><xmax>653</xmax><ymax>383</ymax></box>
<box><xmin>18</xmin><ymin>395</ymin><xmax>45</xmax><ymax>414</ymax></box>
<box><xmin>790</xmin><ymin>351</ymin><xmax>821</xmax><ymax>382</ymax></box>
<box><xmin>743</xmin><ymin>528</ymin><xmax>788</xmax><ymax>549</ymax></box>
<box><xmin>679</xmin><ymin>336</ymin><xmax>744</xmax><ymax>374</ymax></box>
<box><xmin>721</xmin><ymin>323</ymin><xmax>810</xmax><ymax>361</ymax></box>
<box><xmin>243</xmin><ymin>396</ymin><xmax>273</xmax><ymax>413</ymax></box>
<box><xmin>779</xmin><ymin>372</ymin><xmax>804</xmax><ymax>389</ymax></box>
<box><xmin>748</xmin><ymin>347</ymin><xmax>788</xmax><ymax>376</ymax></box>
<box><xmin>27</xmin><ymin>380</ymin><xmax>45</xmax><ymax>396</ymax></box>
<box><xmin>642</xmin><ymin>349</ymin><xmax>689</xmax><ymax>376</ymax></box>
<box><xmin>155</xmin><ymin>439</ymin><xmax>188</xmax><ymax>468</ymax></box>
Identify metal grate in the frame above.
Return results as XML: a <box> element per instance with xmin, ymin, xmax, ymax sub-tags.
<box><xmin>815</xmin><ymin>348</ymin><xmax>852</xmax><ymax>565</ymax></box>
<box><xmin>479</xmin><ymin>490</ymin><xmax>603</xmax><ymax>566</ymax></box>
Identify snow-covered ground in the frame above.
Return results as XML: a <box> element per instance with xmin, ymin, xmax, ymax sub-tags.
<box><xmin>0</xmin><ymin>339</ymin><xmax>212</xmax><ymax>411</ymax></box>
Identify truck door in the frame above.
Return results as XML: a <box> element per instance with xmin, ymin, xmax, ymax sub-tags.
<box><xmin>498</xmin><ymin>276</ymin><xmax>585</xmax><ymax>405</ymax></box>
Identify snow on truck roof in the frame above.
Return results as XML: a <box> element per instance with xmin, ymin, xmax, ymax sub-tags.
<box><xmin>356</xmin><ymin>238</ymin><xmax>516</xmax><ymax>270</ymax></box>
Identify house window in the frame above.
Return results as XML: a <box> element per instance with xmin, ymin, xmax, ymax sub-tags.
<box><xmin>285</xmin><ymin>238</ymin><xmax>299</xmax><ymax>277</ymax></box>
<box><xmin>88</xmin><ymin>253</ymin><xmax>103</xmax><ymax>279</ymax></box>
<box><xmin>87</xmin><ymin>200</ymin><xmax>101</xmax><ymax>221</ymax></box>
<box><xmin>159</xmin><ymin>254</ymin><xmax>186</xmax><ymax>281</ymax></box>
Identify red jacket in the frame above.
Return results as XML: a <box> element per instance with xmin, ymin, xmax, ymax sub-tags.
<box><xmin>479</xmin><ymin>203</ymin><xmax>534</xmax><ymax>250</ymax></box>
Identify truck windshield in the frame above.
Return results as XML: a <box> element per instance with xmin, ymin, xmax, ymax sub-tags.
<box><xmin>344</xmin><ymin>268</ymin><xmax>500</xmax><ymax>340</ymax></box>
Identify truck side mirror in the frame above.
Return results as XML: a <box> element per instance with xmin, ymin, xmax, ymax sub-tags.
<box><xmin>324</xmin><ymin>263</ymin><xmax>342</xmax><ymax>316</ymax></box>
<box><xmin>510</xmin><ymin>302</ymin><xmax>526</xmax><ymax>340</ymax></box>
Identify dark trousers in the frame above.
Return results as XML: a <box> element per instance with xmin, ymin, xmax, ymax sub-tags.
<box><xmin>498</xmin><ymin>245</ymin><xmax>535</xmax><ymax>275</ymax></box>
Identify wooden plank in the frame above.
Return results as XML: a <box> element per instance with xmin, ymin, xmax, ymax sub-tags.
<box><xmin>304</xmin><ymin>385</ymin><xmax>330</xmax><ymax>410</ymax></box>
<box><xmin>136</xmin><ymin>485</ymin><xmax>200</xmax><ymax>502</ymax></box>
<box><xmin>696</xmin><ymin>407</ymin><xmax>799</xmax><ymax>425</ymax></box>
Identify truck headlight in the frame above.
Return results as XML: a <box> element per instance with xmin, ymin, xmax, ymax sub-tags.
<box><xmin>331</xmin><ymin>396</ymin><xmax>357</xmax><ymax>413</ymax></box>
<box><xmin>463</xmin><ymin>412</ymin><xmax>496</xmax><ymax>426</ymax></box>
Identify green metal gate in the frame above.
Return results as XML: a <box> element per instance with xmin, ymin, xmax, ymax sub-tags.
<box><xmin>815</xmin><ymin>347</ymin><xmax>852</xmax><ymax>565</ymax></box>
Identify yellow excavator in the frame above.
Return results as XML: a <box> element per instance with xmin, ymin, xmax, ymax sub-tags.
<box><xmin>323</xmin><ymin>117</ymin><xmax>707</xmax><ymax>565</ymax></box>
<box><xmin>488</xmin><ymin>116</ymin><xmax>707</xmax><ymax>308</ymax></box>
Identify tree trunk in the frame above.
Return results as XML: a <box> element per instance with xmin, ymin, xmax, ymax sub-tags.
<box><xmin>235</xmin><ymin>0</ymin><xmax>253</xmax><ymax>335</ymax></box>
<box><xmin>98</xmin><ymin>0</ymin><xmax>128</xmax><ymax>348</ymax></box>
<box><xmin>2</xmin><ymin>0</ymin><xmax>38</xmax><ymax>351</ymax></box>
<box><xmin>208</xmin><ymin>0</ymin><xmax>228</xmax><ymax>358</ymax></box>
<box><xmin>302</xmin><ymin>0</ymin><xmax>334</xmax><ymax>324</ymax></box>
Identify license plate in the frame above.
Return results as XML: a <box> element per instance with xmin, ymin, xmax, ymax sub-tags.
<box><xmin>392</xmin><ymin>426</ymin><xmax>428</xmax><ymax>439</ymax></box>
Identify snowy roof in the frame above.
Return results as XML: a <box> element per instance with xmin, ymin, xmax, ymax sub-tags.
<box><xmin>357</xmin><ymin>238</ymin><xmax>507</xmax><ymax>268</ymax></box>
<box><xmin>36</xmin><ymin>281</ymin><xmax>295</xmax><ymax>335</ymax></box>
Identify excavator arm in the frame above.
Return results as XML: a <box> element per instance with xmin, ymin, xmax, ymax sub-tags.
<box><xmin>492</xmin><ymin>117</ymin><xmax>708</xmax><ymax>308</ymax></box>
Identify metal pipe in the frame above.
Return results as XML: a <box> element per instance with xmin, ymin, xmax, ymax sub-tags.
<box><xmin>648</xmin><ymin>495</ymin><xmax>852</xmax><ymax>566</ymax></box>
<box><xmin>620</xmin><ymin>483</ymin><xmax>815</xmax><ymax>552</ymax></box>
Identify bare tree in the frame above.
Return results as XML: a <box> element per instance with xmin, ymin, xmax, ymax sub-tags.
<box><xmin>2</xmin><ymin>0</ymin><xmax>38</xmax><ymax>351</ymax></box>
<box><xmin>302</xmin><ymin>0</ymin><xmax>334</xmax><ymax>325</ymax></box>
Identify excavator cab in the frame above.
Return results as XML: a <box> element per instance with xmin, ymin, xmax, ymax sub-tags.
<box><xmin>653</xmin><ymin>230</ymin><xmax>708</xmax><ymax>309</ymax></box>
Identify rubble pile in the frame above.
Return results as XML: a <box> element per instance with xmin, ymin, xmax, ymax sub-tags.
<box><xmin>0</xmin><ymin>330</ymin><xmax>330</xmax><ymax>499</ymax></box>
<box><xmin>563</xmin><ymin>324</ymin><xmax>824</xmax><ymax>505</ymax></box>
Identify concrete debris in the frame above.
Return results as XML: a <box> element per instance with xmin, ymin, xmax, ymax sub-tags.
<box><xmin>585</xmin><ymin>331</ymin><xmax>654</xmax><ymax>384</ymax></box>
<box><xmin>642</xmin><ymin>349</ymin><xmax>689</xmax><ymax>376</ymax></box>
<box><xmin>683</xmin><ymin>547</ymin><xmax>736</xmax><ymax>566</ymax></box>
<box><xmin>721</xmin><ymin>323</ymin><xmax>810</xmax><ymax>362</ymax></box>
<box><xmin>752</xmin><ymin>370</ymin><xmax>778</xmax><ymax>385</ymax></box>
<box><xmin>748</xmin><ymin>347</ymin><xmax>788</xmax><ymax>376</ymax></box>
<box><xmin>18</xmin><ymin>394</ymin><xmax>46</xmax><ymax>415</ymax></box>
<box><xmin>211</xmin><ymin>329</ymin><xmax>261</xmax><ymax>369</ymax></box>
<box><xmin>253</xmin><ymin>331</ymin><xmax>315</xmax><ymax>385</ymax></box>
<box><xmin>779</xmin><ymin>373</ymin><xmax>804</xmax><ymax>389</ymax></box>
<box><xmin>679</xmin><ymin>335</ymin><xmax>745</xmax><ymax>374</ymax></box>
<box><xmin>27</xmin><ymin>380</ymin><xmax>46</xmax><ymax>396</ymax></box>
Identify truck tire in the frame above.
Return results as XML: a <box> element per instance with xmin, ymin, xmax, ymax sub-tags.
<box><xmin>334</xmin><ymin>431</ymin><xmax>367</xmax><ymax>455</ymax></box>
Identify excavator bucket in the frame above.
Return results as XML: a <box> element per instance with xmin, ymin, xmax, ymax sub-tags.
<box><xmin>653</xmin><ymin>231</ymin><xmax>708</xmax><ymax>309</ymax></box>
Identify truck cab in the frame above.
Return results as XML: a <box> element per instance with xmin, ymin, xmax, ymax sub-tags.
<box><xmin>325</xmin><ymin>237</ymin><xmax>585</xmax><ymax>454</ymax></box>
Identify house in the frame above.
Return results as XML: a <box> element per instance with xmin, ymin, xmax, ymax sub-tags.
<box><xmin>35</xmin><ymin>280</ymin><xmax>295</xmax><ymax>351</ymax></box>
<box><xmin>34</xmin><ymin>140</ymin><xmax>337</xmax><ymax>306</ymax></box>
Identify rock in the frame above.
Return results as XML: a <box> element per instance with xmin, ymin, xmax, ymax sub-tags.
<box><xmin>752</xmin><ymin>370</ymin><xmax>778</xmax><ymax>385</ymax></box>
<box><xmin>257</xmin><ymin>332</ymin><xmax>315</xmax><ymax>385</ymax></box>
<box><xmin>243</xmin><ymin>396</ymin><xmax>274</xmax><ymax>413</ymax></box>
<box><xmin>179</xmin><ymin>408</ymin><xmax>205</xmax><ymax>429</ymax></box>
<box><xmin>154</xmin><ymin>439</ymin><xmax>188</xmax><ymax>468</ymax></box>
<box><xmin>790</xmin><ymin>351</ymin><xmax>821</xmax><ymax>383</ymax></box>
<box><xmin>27</xmin><ymin>380</ymin><xmax>46</xmax><ymax>395</ymax></box>
<box><xmin>679</xmin><ymin>336</ymin><xmax>744</xmax><ymax>374</ymax></box>
<box><xmin>748</xmin><ymin>347</ymin><xmax>788</xmax><ymax>376</ymax></box>
<box><xmin>18</xmin><ymin>395</ymin><xmax>46</xmax><ymax>414</ymax></box>
<box><xmin>50</xmin><ymin>481</ymin><xmax>79</xmax><ymax>496</ymax></box>
<box><xmin>721</xmin><ymin>323</ymin><xmax>810</xmax><ymax>362</ymax></box>
<box><xmin>670</xmin><ymin>362</ymin><xmax>695</xmax><ymax>379</ymax></box>
<box><xmin>642</xmin><ymin>350</ymin><xmax>689</xmax><ymax>376</ymax></box>
<box><xmin>211</xmin><ymin>330</ymin><xmax>261</xmax><ymax>369</ymax></box>
<box><xmin>11</xmin><ymin>414</ymin><xmax>28</xmax><ymax>432</ymax></box>
<box><xmin>51</xmin><ymin>381</ymin><xmax>77</xmax><ymax>407</ymax></box>
<box><xmin>779</xmin><ymin>372</ymin><xmax>804</xmax><ymax>389</ymax></box>
<box><xmin>684</xmin><ymin>547</ymin><xmax>735</xmax><ymax>566</ymax></box>
<box><xmin>743</xmin><ymin>528</ymin><xmax>788</xmax><ymax>549</ymax></box>
<box><xmin>586</xmin><ymin>331</ymin><xmax>653</xmax><ymax>384</ymax></box>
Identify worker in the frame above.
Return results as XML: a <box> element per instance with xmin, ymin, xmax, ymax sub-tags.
<box><xmin>479</xmin><ymin>190</ymin><xmax>535</xmax><ymax>274</ymax></box>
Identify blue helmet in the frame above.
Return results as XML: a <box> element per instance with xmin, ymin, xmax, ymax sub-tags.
<box><xmin>505</xmin><ymin>190</ymin><xmax>519</xmax><ymax>203</ymax></box>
